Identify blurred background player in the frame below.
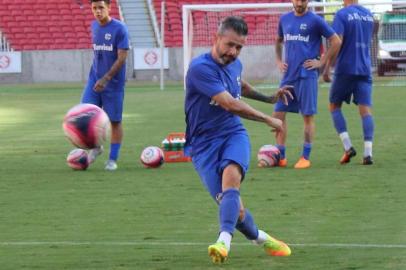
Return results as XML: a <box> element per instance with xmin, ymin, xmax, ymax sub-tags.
<box><xmin>184</xmin><ymin>16</ymin><xmax>292</xmax><ymax>264</ymax></box>
<box><xmin>82</xmin><ymin>0</ymin><xmax>130</xmax><ymax>170</ymax></box>
<box><xmin>273</xmin><ymin>0</ymin><xmax>341</xmax><ymax>169</ymax></box>
<box><xmin>323</xmin><ymin>0</ymin><xmax>375</xmax><ymax>165</ymax></box>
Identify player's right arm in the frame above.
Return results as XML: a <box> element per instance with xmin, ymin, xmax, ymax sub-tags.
<box><xmin>211</xmin><ymin>91</ymin><xmax>283</xmax><ymax>132</ymax></box>
<box><xmin>275</xmin><ymin>19</ymin><xmax>288</xmax><ymax>73</ymax></box>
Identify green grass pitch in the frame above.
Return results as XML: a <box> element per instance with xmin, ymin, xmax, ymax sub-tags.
<box><xmin>0</xmin><ymin>80</ymin><xmax>405</xmax><ymax>270</ymax></box>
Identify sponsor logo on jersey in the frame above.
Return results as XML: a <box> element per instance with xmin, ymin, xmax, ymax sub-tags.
<box><xmin>105</xmin><ymin>33</ymin><xmax>112</xmax><ymax>40</ymax></box>
<box><xmin>300</xmin><ymin>23</ymin><xmax>307</xmax><ymax>30</ymax></box>
<box><xmin>93</xmin><ymin>44</ymin><xmax>113</xmax><ymax>51</ymax></box>
<box><xmin>284</xmin><ymin>33</ymin><xmax>310</xmax><ymax>42</ymax></box>
<box><xmin>347</xmin><ymin>13</ymin><xmax>373</xmax><ymax>22</ymax></box>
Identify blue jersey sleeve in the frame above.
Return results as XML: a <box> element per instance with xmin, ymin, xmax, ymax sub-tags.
<box><xmin>317</xmin><ymin>16</ymin><xmax>335</xmax><ymax>39</ymax></box>
<box><xmin>117</xmin><ymin>24</ymin><xmax>130</xmax><ymax>50</ymax></box>
<box><xmin>332</xmin><ymin>12</ymin><xmax>345</xmax><ymax>35</ymax></box>
<box><xmin>187</xmin><ymin>64</ymin><xmax>225</xmax><ymax>98</ymax></box>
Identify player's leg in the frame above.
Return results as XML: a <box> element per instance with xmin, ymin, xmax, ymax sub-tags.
<box><xmin>329</xmin><ymin>74</ymin><xmax>356</xmax><ymax>164</ymax></box>
<box><xmin>294</xmin><ymin>114</ymin><xmax>313</xmax><ymax>169</ymax></box>
<box><xmin>235</xmin><ymin>200</ymin><xmax>291</xmax><ymax>256</ymax></box>
<box><xmin>101</xmin><ymin>90</ymin><xmax>124</xmax><ymax>170</ymax></box>
<box><xmin>191</xmin><ymin>138</ymin><xmax>235</xmax><ymax>263</ymax></box>
<box><xmin>354</xmin><ymin>75</ymin><xmax>374</xmax><ymax>165</ymax></box>
<box><xmin>294</xmin><ymin>77</ymin><xmax>317</xmax><ymax>169</ymax></box>
<box><xmin>359</xmin><ymin>105</ymin><xmax>374</xmax><ymax>164</ymax></box>
<box><xmin>272</xmin><ymin>79</ymin><xmax>299</xmax><ymax>167</ymax></box>
<box><xmin>81</xmin><ymin>79</ymin><xmax>105</xmax><ymax>164</ymax></box>
<box><xmin>272</xmin><ymin>111</ymin><xmax>288</xmax><ymax>166</ymax></box>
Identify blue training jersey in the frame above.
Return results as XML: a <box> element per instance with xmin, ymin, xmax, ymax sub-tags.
<box><xmin>184</xmin><ymin>53</ymin><xmax>246</xmax><ymax>155</ymax></box>
<box><xmin>278</xmin><ymin>11</ymin><xmax>335</xmax><ymax>82</ymax></box>
<box><xmin>332</xmin><ymin>5</ymin><xmax>374</xmax><ymax>76</ymax></box>
<box><xmin>89</xmin><ymin>18</ymin><xmax>130</xmax><ymax>91</ymax></box>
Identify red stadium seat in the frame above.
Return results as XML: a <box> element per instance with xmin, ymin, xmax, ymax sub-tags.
<box><xmin>0</xmin><ymin>0</ymin><xmax>120</xmax><ymax>50</ymax></box>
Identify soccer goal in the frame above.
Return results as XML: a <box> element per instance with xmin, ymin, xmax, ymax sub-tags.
<box><xmin>182</xmin><ymin>1</ymin><xmax>406</xmax><ymax>88</ymax></box>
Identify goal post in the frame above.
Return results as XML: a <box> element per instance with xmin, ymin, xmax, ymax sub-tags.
<box><xmin>182</xmin><ymin>1</ymin><xmax>406</xmax><ymax>88</ymax></box>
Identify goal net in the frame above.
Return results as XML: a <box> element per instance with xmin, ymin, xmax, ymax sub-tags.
<box><xmin>182</xmin><ymin>1</ymin><xmax>406</xmax><ymax>88</ymax></box>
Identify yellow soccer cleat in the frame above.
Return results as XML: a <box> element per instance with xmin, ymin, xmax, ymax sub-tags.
<box><xmin>294</xmin><ymin>157</ymin><xmax>311</xmax><ymax>169</ymax></box>
<box><xmin>263</xmin><ymin>235</ymin><xmax>291</xmax><ymax>257</ymax></box>
<box><xmin>208</xmin><ymin>241</ymin><xmax>228</xmax><ymax>264</ymax></box>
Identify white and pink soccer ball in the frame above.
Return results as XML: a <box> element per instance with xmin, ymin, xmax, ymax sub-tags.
<box><xmin>66</xmin><ymin>148</ymin><xmax>89</xmax><ymax>170</ymax></box>
<box><xmin>63</xmin><ymin>103</ymin><xmax>110</xmax><ymax>149</ymax></box>
<box><xmin>257</xmin><ymin>144</ymin><xmax>280</xmax><ymax>167</ymax></box>
<box><xmin>140</xmin><ymin>146</ymin><xmax>164</xmax><ymax>168</ymax></box>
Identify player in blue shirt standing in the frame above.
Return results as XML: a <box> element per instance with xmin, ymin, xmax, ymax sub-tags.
<box><xmin>323</xmin><ymin>0</ymin><xmax>375</xmax><ymax>165</ymax></box>
<box><xmin>83</xmin><ymin>0</ymin><xmax>130</xmax><ymax>171</ymax></box>
<box><xmin>274</xmin><ymin>0</ymin><xmax>341</xmax><ymax>169</ymax></box>
<box><xmin>185</xmin><ymin>16</ymin><xmax>293</xmax><ymax>264</ymax></box>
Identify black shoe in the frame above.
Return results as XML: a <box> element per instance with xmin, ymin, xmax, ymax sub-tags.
<box><xmin>340</xmin><ymin>147</ymin><xmax>357</xmax><ymax>164</ymax></box>
<box><xmin>363</xmin><ymin>156</ymin><xmax>373</xmax><ymax>165</ymax></box>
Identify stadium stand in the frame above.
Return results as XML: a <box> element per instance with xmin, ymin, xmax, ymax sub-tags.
<box><xmin>152</xmin><ymin>0</ymin><xmax>290</xmax><ymax>47</ymax></box>
<box><xmin>0</xmin><ymin>0</ymin><xmax>120</xmax><ymax>50</ymax></box>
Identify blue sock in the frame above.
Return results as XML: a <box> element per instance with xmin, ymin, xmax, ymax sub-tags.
<box><xmin>219</xmin><ymin>189</ymin><xmax>240</xmax><ymax>234</ymax></box>
<box><xmin>235</xmin><ymin>209</ymin><xmax>259</xmax><ymax>240</ymax></box>
<box><xmin>109</xmin><ymin>143</ymin><xmax>121</xmax><ymax>161</ymax></box>
<box><xmin>331</xmin><ymin>109</ymin><xmax>347</xmax><ymax>134</ymax></box>
<box><xmin>276</xmin><ymin>144</ymin><xmax>286</xmax><ymax>159</ymax></box>
<box><xmin>362</xmin><ymin>114</ymin><xmax>374</xmax><ymax>141</ymax></box>
<box><xmin>302</xmin><ymin>143</ymin><xmax>312</xmax><ymax>160</ymax></box>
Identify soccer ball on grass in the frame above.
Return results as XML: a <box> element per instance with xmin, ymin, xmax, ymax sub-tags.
<box><xmin>63</xmin><ymin>103</ymin><xmax>110</xmax><ymax>149</ymax></box>
<box><xmin>140</xmin><ymin>146</ymin><xmax>164</xmax><ymax>168</ymax></box>
<box><xmin>257</xmin><ymin>144</ymin><xmax>280</xmax><ymax>167</ymax></box>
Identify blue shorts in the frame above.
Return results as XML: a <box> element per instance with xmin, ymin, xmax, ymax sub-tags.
<box><xmin>191</xmin><ymin>131</ymin><xmax>250</xmax><ymax>200</ymax></box>
<box><xmin>81</xmin><ymin>79</ymin><xmax>125</xmax><ymax>122</ymax></box>
<box><xmin>274</xmin><ymin>77</ymin><xmax>318</xmax><ymax>115</ymax></box>
<box><xmin>329</xmin><ymin>74</ymin><xmax>372</xmax><ymax>106</ymax></box>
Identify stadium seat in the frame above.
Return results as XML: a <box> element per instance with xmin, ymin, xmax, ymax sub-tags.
<box><xmin>0</xmin><ymin>0</ymin><xmax>120</xmax><ymax>51</ymax></box>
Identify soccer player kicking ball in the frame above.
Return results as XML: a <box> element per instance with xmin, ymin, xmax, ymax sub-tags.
<box><xmin>82</xmin><ymin>0</ymin><xmax>130</xmax><ymax>170</ymax></box>
<box><xmin>184</xmin><ymin>16</ymin><xmax>292</xmax><ymax>264</ymax></box>
<box><xmin>323</xmin><ymin>0</ymin><xmax>375</xmax><ymax>165</ymax></box>
<box><xmin>273</xmin><ymin>0</ymin><xmax>341</xmax><ymax>169</ymax></box>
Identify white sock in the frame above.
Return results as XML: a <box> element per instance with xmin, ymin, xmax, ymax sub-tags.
<box><xmin>252</xmin><ymin>230</ymin><xmax>269</xmax><ymax>245</ymax></box>
<box><xmin>364</xmin><ymin>141</ymin><xmax>373</xmax><ymax>157</ymax></box>
<box><xmin>217</xmin><ymin>231</ymin><xmax>232</xmax><ymax>251</ymax></box>
<box><xmin>339</xmin><ymin>132</ymin><xmax>352</xmax><ymax>151</ymax></box>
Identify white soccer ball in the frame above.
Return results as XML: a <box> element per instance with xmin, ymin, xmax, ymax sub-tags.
<box><xmin>257</xmin><ymin>144</ymin><xmax>280</xmax><ymax>167</ymax></box>
<box><xmin>66</xmin><ymin>148</ymin><xmax>89</xmax><ymax>170</ymax></box>
<box><xmin>63</xmin><ymin>103</ymin><xmax>110</xmax><ymax>149</ymax></box>
<box><xmin>140</xmin><ymin>146</ymin><xmax>164</xmax><ymax>168</ymax></box>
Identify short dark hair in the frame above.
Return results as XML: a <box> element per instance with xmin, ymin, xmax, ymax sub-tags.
<box><xmin>90</xmin><ymin>0</ymin><xmax>111</xmax><ymax>4</ymax></box>
<box><xmin>218</xmin><ymin>16</ymin><xmax>248</xmax><ymax>36</ymax></box>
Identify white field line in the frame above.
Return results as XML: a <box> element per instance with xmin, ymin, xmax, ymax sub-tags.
<box><xmin>0</xmin><ymin>241</ymin><xmax>405</xmax><ymax>249</ymax></box>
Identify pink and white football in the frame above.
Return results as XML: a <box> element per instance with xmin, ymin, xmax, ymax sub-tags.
<box><xmin>66</xmin><ymin>148</ymin><xmax>89</xmax><ymax>170</ymax></box>
<box><xmin>63</xmin><ymin>103</ymin><xmax>110</xmax><ymax>149</ymax></box>
<box><xmin>257</xmin><ymin>144</ymin><xmax>280</xmax><ymax>167</ymax></box>
<box><xmin>140</xmin><ymin>146</ymin><xmax>164</xmax><ymax>168</ymax></box>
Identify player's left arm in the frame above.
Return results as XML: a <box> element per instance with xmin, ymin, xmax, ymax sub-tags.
<box><xmin>241</xmin><ymin>79</ymin><xmax>293</xmax><ymax>105</ymax></box>
<box><xmin>303</xmin><ymin>18</ymin><xmax>342</xmax><ymax>72</ymax></box>
<box><xmin>93</xmin><ymin>49</ymin><xmax>129</xmax><ymax>92</ymax></box>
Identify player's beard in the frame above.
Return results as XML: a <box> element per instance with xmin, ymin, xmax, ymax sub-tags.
<box><xmin>294</xmin><ymin>4</ymin><xmax>307</xmax><ymax>15</ymax></box>
<box><xmin>218</xmin><ymin>54</ymin><xmax>236</xmax><ymax>65</ymax></box>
